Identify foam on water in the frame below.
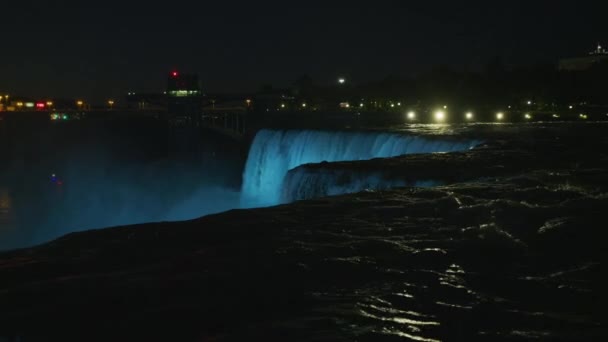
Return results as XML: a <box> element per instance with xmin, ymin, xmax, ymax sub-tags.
<box><xmin>281</xmin><ymin>168</ymin><xmax>441</xmax><ymax>202</ymax></box>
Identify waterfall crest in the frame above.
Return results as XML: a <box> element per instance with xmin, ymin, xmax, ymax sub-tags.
<box><xmin>241</xmin><ymin>129</ymin><xmax>479</xmax><ymax>207</ymax></box>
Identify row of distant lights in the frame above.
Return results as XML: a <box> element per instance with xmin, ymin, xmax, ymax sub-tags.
<box><xmin>404</xmin><ymin>110</ymin><xmax>589</xmax><ymax>122</ymax></box>
<box><xmin>50</xmin><ymin>113</ymin><xmax>69</xmax><ymax>120</ymax></box>
<box><xmin>278</xmin><ymin>102</ymin><xmax>591</xmax><ymax>121</ymax></box>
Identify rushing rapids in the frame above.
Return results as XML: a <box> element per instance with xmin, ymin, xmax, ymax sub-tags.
<box><xmin>0</xmin><ymin>123</ymin><xmax>606</xmax><ymax>340</ymax></box>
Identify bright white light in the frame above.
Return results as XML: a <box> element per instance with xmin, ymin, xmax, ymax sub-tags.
<box><xmin>338</xmin><ymin>78</ymin><xmax>345</xmax><ymax>84</ymax></box>
<box><xmin>280</xmin><ymin>103</ymin><xmax>285</xmax><ymax>108</ymax></box>
<box><xmin>527</xmin><ymin>101</ymin><xmax>532</xmax><ymax>105</ymax></box>
<box><xmin>360</xmin><ymin>103</ymin><xmax>364</xmax><ymax>107</ymax></box>
<box><xmin>435</xmin><ymin>111</ymin><xmax>446</xmax><ymax>121</ymax></box>
<box><xmin>553</xmin><ymin>114</ymin><xmax>560</xmax><ymax>118</ymax></box>
<box><xmin>301</xmin><ymin>103</ymin><xmax>307</xmax><ymax>108</ymax></box>
<box><xmin>496</xmin><ymin>112</ymin><xmax>504</xmax><ymax>120</ymax></box>
<box><xmin>569</xmin><ymin>105</ymin><xmax>573</xmax><ymax>109</ymax></box>
<box><xmin>407</xmin><ymin>111</ymin><xmax>416</xmax><ymax>119</ymax></box>
<box><xmin>525</xmin><ymin>113</ymin><xmax>532</xmax><ymax>119</ymax></box>
<box><xmin>443</xmin><ymin>105</ymin><xmax>448</xmax><ymax>109</ymax></box>
<box><xmin>390</xmin><ymin>104</ymin><xmax>395</xmax><ymax>108</ymax></box>
<box><xmin>397</xmin><ymin>102</ymin><xmax>401</xmax><ymax>106</ymax></box>
<box><xmin>465</xmin><ymin>112</ymin><xmax>473</xmax><ymax>120</ymax></box>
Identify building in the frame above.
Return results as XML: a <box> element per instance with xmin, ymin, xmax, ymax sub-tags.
<box><xmin>559</xmin><ymin>43</ymin><xmax>608</xmax><ymax>71</ymax></box>
<box><xmin>167</xmin><ymin>71</ymin><xmax>202</xmax><ymax>126</ymax></box>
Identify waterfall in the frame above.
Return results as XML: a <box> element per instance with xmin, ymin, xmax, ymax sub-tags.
<box><xmin>281</xmin><ymin>168</ymin><xmax>441</xmax><ymax>202</ymax></box>
<box><xmin>241</xmin><ymin>129</ymin><xmax>479</xmax><ymax>207</ymax></box>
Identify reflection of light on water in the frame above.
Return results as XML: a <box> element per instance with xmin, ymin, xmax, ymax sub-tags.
<box><xmin>357</xmin><ymin>297</ymin><xmax>441</xmax><ymax>342</ymax></box>
<box><xmin>379</xmin><ymin>327</ymin><xmax>441</xmax><ymax>342</ymax></box>
<box><xmin>399</xmin><ymin>123</ymin><xmax>463</xmax><ymax>136</ymax></box>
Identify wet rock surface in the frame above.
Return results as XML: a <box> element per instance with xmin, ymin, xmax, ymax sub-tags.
<box><xmin>0</xmin><ymin>124</ymin><xmax>606</xmax><ymax>341</ymax></box>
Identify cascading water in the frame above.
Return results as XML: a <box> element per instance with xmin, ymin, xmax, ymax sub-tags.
<box><xmin>281</xmin><ymin>168</ymin><xmax>442</xmax><ymax>203</ymax></box>
<box><xmin>241</xmin><ymin>129</ymin><xmax>480</xmax><ymax>207</ymax></box>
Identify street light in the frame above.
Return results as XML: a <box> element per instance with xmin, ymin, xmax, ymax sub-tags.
<box><xmin>496</xmin><ymin>112</ymin><xmax>504</xmax><ymax>120</ymax></box>
<box><xmin>407</xmin><ymin>111</ymin><xmax>416</xmax><ymax>120</ymax></box>
<box><xmin>465</xmin><ymin>112</ymin><xmax>474</xmax><ymax>120</ymax></box>
<box><xmin>434</xmin><ymin>110</ymin><xmax>446</xmax><ymax>122</ymax></box>
<box><xmin>108</xmin><ymin>100</ymin><xmax>114</xmax><ymax>110</ymax></box>
<box><xmin>338</xmin><ymin>78</ymin><xmax>346</xmax><ymax>84</ymax></box>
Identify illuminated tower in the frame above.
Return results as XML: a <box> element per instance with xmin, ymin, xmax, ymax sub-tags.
<box><xmin>167</xmin><ymin>71</ymin><xmax>202</xmax><ymax>126</ymax></box>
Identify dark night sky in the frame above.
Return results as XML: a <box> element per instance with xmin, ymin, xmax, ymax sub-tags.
<box><xmin>1</xmin><ymin>1</ymin><xmax>607</xmax><ymax>103</ymax></box>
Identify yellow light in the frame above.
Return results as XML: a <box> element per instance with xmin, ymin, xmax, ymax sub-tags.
<box><xmin>16</xmin><ymin>102</ymin><xmax>23</xmax><ymax>107</ymax></box>
<box><xmin>465</xmin><ymin>112</ymin><xmax>473</xmax><ymax>120</ymax></box>
<box><xmin>77</xmin><ymin>100</ymin><xmax>83</xmax><ymax>106</ymax></box>
<box><xmin>525</xmin><ymin>113</ymin><xmax>532</xmax><ymax>119</ymax></box>
<box><xmin>407</xmin><ymin>111</ymin><xmax>416</xmax><ymax>120</ymax></box>
<box><xmin>496</xmin><ymin>112</ymin><xmax>504</xmax><ymax>120</ymax></box>
<box><xmin>46</xmin><ymin>101</ymin><xmax>53</xmax><ymax>106</ymax></box>
<box><xmin>108</xmin><ymin>100</ymin><xmax>114</xmax><ymax>105</ymax></box>
<box><xmin>434</xmin><ymin>110</ymin><xmax>446</xmax><ymax>121</ymax></box>
<box><xmin>579</xmin><ymin>114</ymin><xmax>588</xmax><ymax>119</ymax></box>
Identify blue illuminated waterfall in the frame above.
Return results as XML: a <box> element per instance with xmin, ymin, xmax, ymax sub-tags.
<box><xmin>241</xmin><ymin>130</ymin><xmax>479</xmax><ymax>207</ymax></box>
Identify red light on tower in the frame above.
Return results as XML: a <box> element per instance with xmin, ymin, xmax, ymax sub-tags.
<box><xmin>172</xmin><ymin>71</ymin><xmax>178</xmax><ymax>77</ymax></box>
